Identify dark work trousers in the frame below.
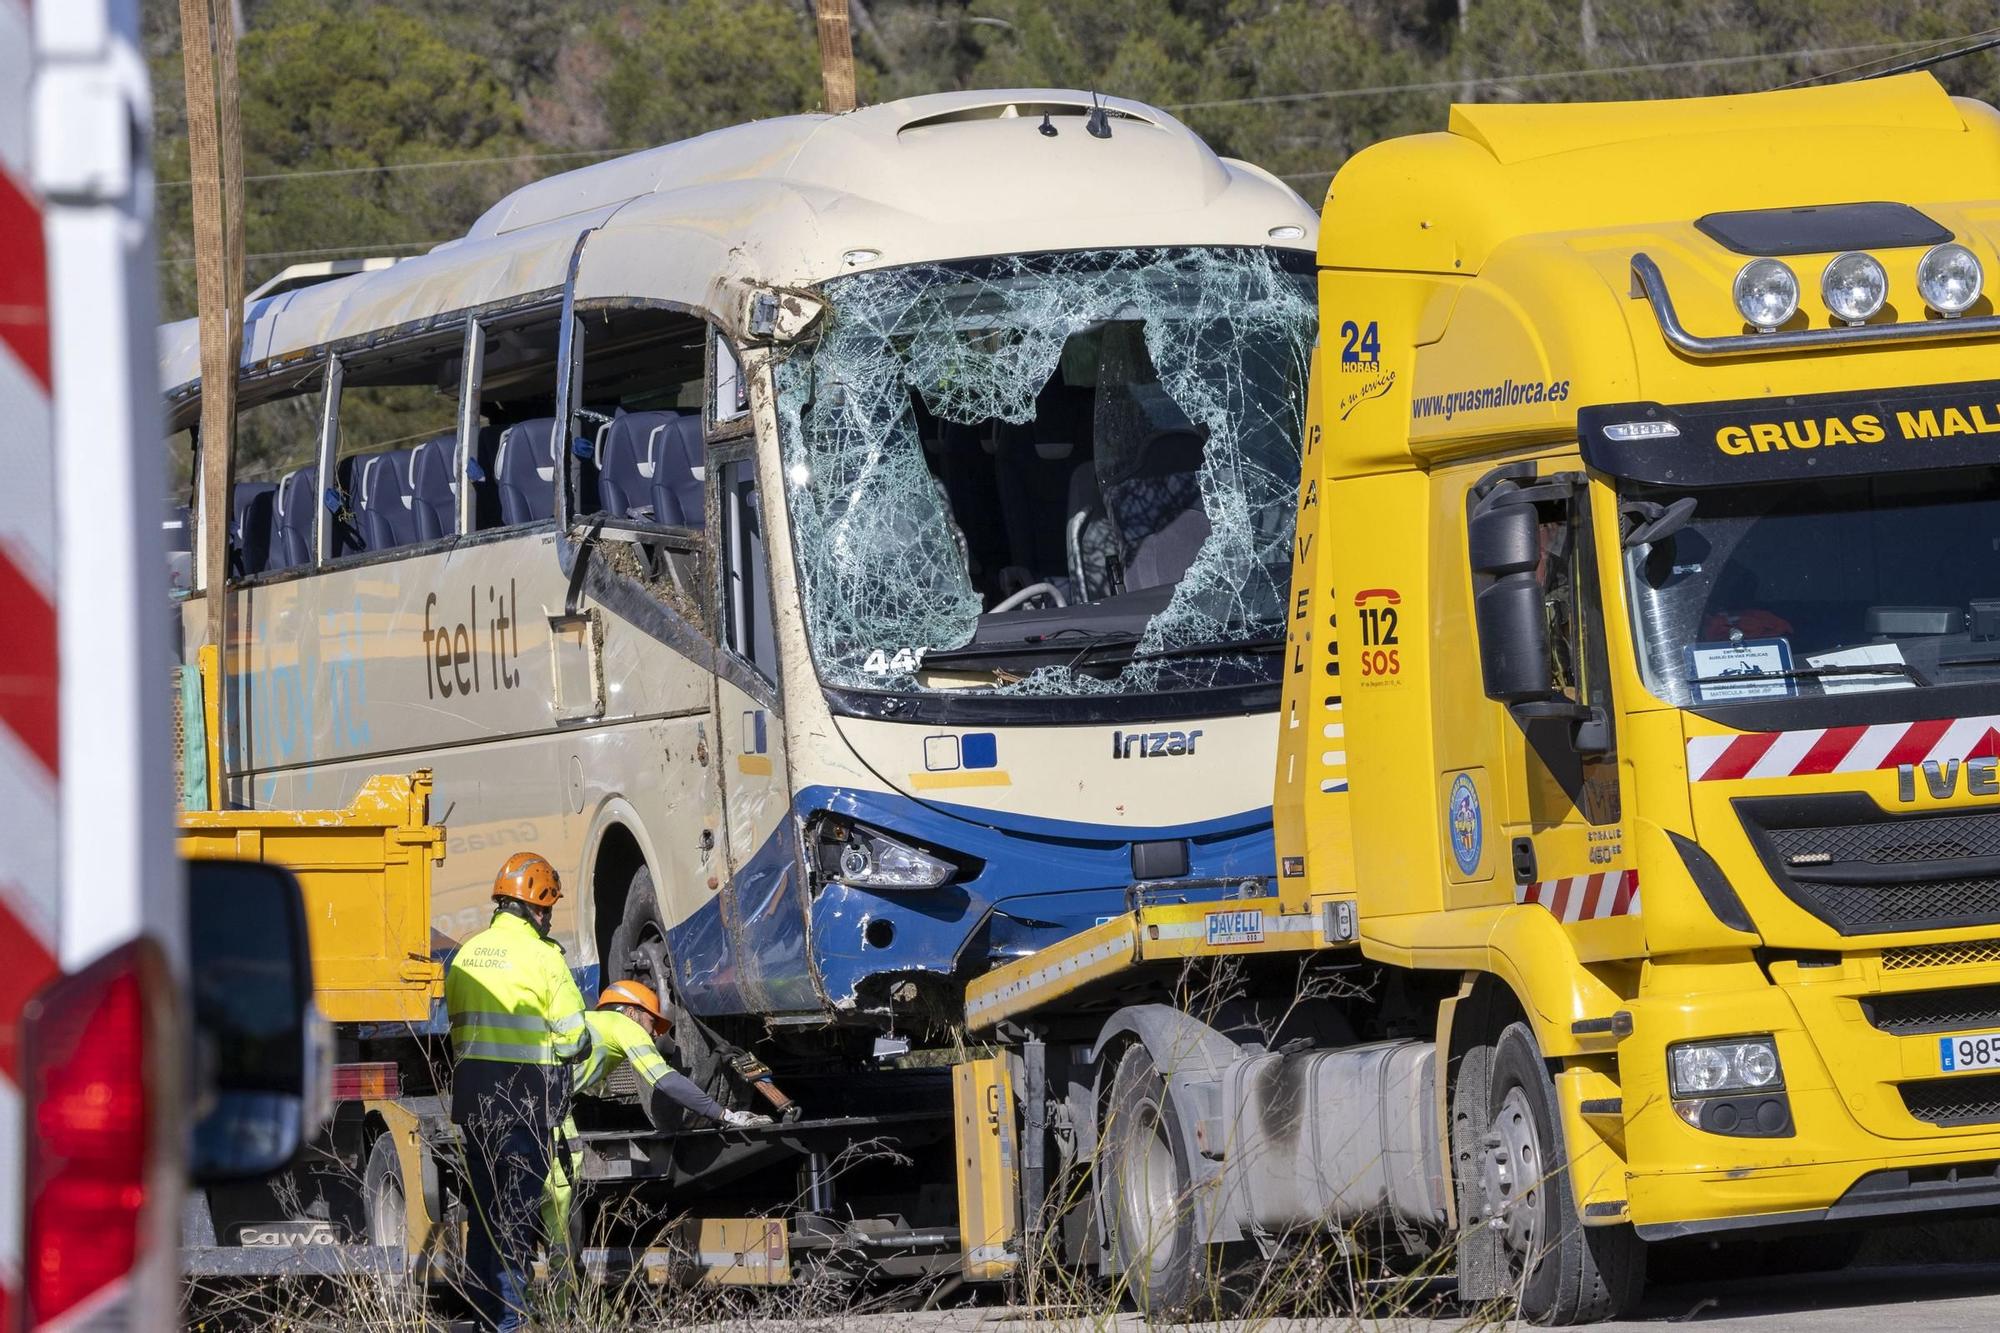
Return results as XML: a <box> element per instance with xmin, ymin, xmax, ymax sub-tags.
<box><xmin>463</xmin><ymin>1114</ymin><xmax>553</xmax><ymax>1332</ymax></box>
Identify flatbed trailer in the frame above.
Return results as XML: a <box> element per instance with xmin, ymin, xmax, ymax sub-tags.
<box><xmin>173</xmin><ymin>758</ymin><xmax>968</xmax><ymax>1291</ymax></box>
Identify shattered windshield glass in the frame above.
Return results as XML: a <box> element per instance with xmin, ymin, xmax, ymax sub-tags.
<box><xmin>775</xmin><ymin>246</ymin><xmax>1316</xmax><ymax>697</ymax></box>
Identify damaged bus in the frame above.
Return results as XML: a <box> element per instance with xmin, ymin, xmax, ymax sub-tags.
<box><xmin>163</xmin><ymin>90</ymin><xmax>1316</xmax><ymax>1070</ymax></box>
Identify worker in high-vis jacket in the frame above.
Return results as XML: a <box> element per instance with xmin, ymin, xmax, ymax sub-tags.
<box><xmin>446</xmin><ymin>852</ymin><xmax>591</xmax><ymax>1333</ymax></box>
<box><xmin>542</xmin><ymin>978</ymin><xmax>770</xmax><ymax>1250</ymax></box>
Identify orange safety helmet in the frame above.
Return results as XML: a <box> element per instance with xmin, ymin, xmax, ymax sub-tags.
<box><xmin>598</xmin><ymin>979</ymin><xmax>665</xmax><ymax>1023</ymax></box>
<box><xmin>492</xmin><ymin>852</ymin><xmax>562</xmax><ymax>909</ymax></box>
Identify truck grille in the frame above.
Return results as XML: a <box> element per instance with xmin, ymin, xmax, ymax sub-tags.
<box><xmin>1735</xmin><ymin>795</ymin><xmax>2000</xmax><ymax>935</ymax></box>
<box><xmin>1902</xmin><ymin>1074</ymin><xmax>2000</xmax><ymax>1128</ymax></box>
<box><xmin>1862</xmin><ymin>984</ymin><xmax>2000</xmax><ymax>1035</ymax></box>
<box><xmin>1885</xmin><ymin>937</ymin><xmax>2000</xmax><ymax>971</ymax></box>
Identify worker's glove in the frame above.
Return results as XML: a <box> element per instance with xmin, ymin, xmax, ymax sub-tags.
<box><xmin>721</xmin><ymin>1108</ymin><xmax>774</xmax><ymax>1129</ymax></box>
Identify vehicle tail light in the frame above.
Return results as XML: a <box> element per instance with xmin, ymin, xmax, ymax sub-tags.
<box><xmin>331</xmin><ymin>1060</ymin><xmax>400</xmax><ymax>1101</ymax></box>
<box><xmin>20</xmin><ymin>940</ymin><xmax>173</xmax><ymax>1328</ymax></box>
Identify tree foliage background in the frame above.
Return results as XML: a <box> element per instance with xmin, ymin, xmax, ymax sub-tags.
<box><xmin>147</xmin><ymin>0</ymin><xmax>2000</xmax><ymax>324</ymax></box>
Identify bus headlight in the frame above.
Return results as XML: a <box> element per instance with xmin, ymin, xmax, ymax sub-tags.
<box><xmin>1918</xmin><ymin>242</ymin><xmax>1984</xmax><ymax>316</ymax></box>
<box><xmin>1822</xmin><ymin>251</ymin><xmax>1887</xmax><ymax>325</ymax></box>
<box><xmin>814</xmin><ymin>818</ymin><xmax>960</xmax><ymax>891</ymax></box>
<box><xmin>1669</xmin><ymin>1036</ymin><xmax>1782</xmax><ymax>1097</ymax></box>
<box><xmin>1733</xmin><ymin>258</ymin><xmax>1799</xmax><ymax>332</ymax></box>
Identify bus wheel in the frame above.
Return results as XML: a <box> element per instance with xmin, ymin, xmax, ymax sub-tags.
<box><xmin>606</xmin><ymin>866</ymin><xmax>726</xmax><ymax>1099</ymax></box>
<box><xmin>363</xmin><ymin>1134</ymin><xmax>414</xmax><ymax>1293</ymax></box>
<box><xmin>1478</xmin><ymin>1023</ymin><xmax>1644</xmax><ymax>1324</ymax></box>
<box><xmin>1101</xmin><ymin>1044</ymin><xmax>1207</xmax><ymax>1319</ymax></box>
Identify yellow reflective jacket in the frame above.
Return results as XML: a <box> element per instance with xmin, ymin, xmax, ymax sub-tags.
<box><xmin>575</xmin><ymin>1009</ymin><xmax>674</xmax><ymax>1094</ymax></box>
<box><xmin>445</xmin><ymin>910</ymin><xmax>590</xmax><ymax>1126</ymax></box>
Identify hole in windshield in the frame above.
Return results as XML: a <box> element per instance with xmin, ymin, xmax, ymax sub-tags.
<box><xmin>774</xmin><ymin>246</ymin><xmax>1315</xmax><ymax>697</ymax></box>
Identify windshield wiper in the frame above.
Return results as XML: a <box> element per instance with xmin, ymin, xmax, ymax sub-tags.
<box><xmin>1691</xmin><ymin>661</ymin><xmax>1932</xmax><ymax>690</ymax></box>
<box><xmin>919</xmin><ymin>628</ymin><xmax>1138</xmax><ymax>667</ymax></box>
<box><xmin>1081</xmin><ymin>634</ymin><xmax>1287</xmax><ymax>668</ymax></box>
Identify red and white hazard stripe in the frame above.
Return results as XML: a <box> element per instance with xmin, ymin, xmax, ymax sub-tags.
<box><xmin>1517</xmin><ymin>870</ymin><xmax>1641</xmax><ymax>922</ymax></box>
<box><xmin>0</xmin><ymin>0</ymin><xmax>63</xmax><ymax>1318</ymax></box>
<box><xmin>1687</xmin><ymin>716</ymin><xmax>2000</xmax><ymax>783</ymax></box>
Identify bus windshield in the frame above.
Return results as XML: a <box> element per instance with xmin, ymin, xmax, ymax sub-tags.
<box><xmin>774</xmin><ymin>246</ymin><xmax>1315</xmax><ymax>698</ymax></box>
<box><xmin>1622</xmin><ymin>466</ymin><xmax>2000</xmax><ymax>707</ymax></box>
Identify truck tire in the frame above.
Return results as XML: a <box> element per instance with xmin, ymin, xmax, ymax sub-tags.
<box><xmin>1476</xmin><ymin>1023</ymin><xmax>1644</xmax><ymax>1324</ymax></box>
<box><xmin>363</xmin><ymin>1133</ymin><xmax>413</xmax><ymax>1288</ymax></box>
<box><xmin>1101</xmin><ymin>1043</ymin><xmax>1207</xmax><ymax>1319</ymax></box>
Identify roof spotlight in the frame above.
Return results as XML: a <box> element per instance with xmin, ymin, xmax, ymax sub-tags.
<box><xmin>1917</xmin><ymin>242</ymin><xmax>1983</xmax><ymax>316</ymax></box>
<box><xmin>1822</xmin><ymin>251</ymin><xmax>1887</xmax><ymax>326</ymax></box>
<box><xmin>1733</xmin><ymin>258</ymin><xmax>1799</xmax><ymax>333</ymax></box>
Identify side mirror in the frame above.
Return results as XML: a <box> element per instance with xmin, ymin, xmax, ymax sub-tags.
<box><xmin>186</xmin><ymin>858</ymin><xmax>325</xmax><ymax>1185</ymax></box>
<box><xmin>1467</xmin><ymin>493</ymin><xmax>1557</xmax><ymax>705</ymax></box>
<box><xmin>1475</xmin><ymin>571</ymin><xmax>1556</xmax><ymax>704</ymax></box>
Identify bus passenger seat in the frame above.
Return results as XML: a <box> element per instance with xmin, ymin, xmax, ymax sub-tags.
<box><xmin>230</xmin><ymin>481</ymin><xmax>277</xmax><ymax>576</ymax></box>
<box><xmin>599</xmin><ymin>409</ymin><xmax>680</xmax><ymax>517</ymax></box>
<box><xmin>355</xmin><ymin>449</ymin><xmax>418</xmax><ymax>552</ymax></box>
<box><xmin>649</xmin><ymin>415</ymin><xmax>705</xmax><ymax>528</ymax></box>
<box><xmin>272</xmin><ymin>465</ymin><xmax>320</xmax><ymax>570</ymax></box>
<box><xmin>494</xmin><ymin>418</ymin><xmax>559</xmax><ymax>524</ymax></box>
<box><xmin>408</xmin><ymin>434</ymin><xmax>457</xmax><ymax>541</ymax></box>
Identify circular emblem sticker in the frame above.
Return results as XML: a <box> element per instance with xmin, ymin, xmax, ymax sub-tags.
<box><xmin>1448</xmin><ymin>773</ymin><xmax>1483</xmax><ymax>876</ymax></box>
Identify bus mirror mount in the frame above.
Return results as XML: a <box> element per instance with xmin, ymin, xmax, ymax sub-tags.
<box><xmin>744</xmin><ymin>287</ymin><xmax>825</xmax><ymax>344</ymax></box>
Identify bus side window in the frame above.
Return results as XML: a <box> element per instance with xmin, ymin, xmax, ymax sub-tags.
<box><xmin>720</xmin><ymin>456</ymin><xmax>778</xmax><ymax>682</ymax></box>
<box><xmin>575</xmin><ymin>307</ymin><xmax>708</xmax><ymax>524</ymax></box>
<box><xmin>475</xmin><ymin>316</ymin><xmax>564</xmax><ymax>531</ymax></box>
<box><xmin>711</xmin><ymin>330</ymin><xmax>749</xmax><ymax>431</ymax></box>
<box><xmin>193</xmin><ymin>370</ymin><xmax>323</xmax><ymax>583</ymax></box>
<box><xmin>334</xmin><ymin>335</ymin><xmax>465</xmax><ymax>558</ymax></box>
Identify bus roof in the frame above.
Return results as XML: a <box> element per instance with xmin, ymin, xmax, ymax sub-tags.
<box><xmin>162</xmin><ymin>89</ymin><xmax>1315</xmax><ymax>394</ymax></box>
<box><xmin>1315</xmin><ymin>74</ymin><xmax>2000</xmax><ymax>467</ymax></box>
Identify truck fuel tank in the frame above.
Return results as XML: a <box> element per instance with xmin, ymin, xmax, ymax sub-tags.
<box><xmin>1216</xmin><ymin>1040</ymin><xmax>1446</xmax><ymax>1239</ymax></box>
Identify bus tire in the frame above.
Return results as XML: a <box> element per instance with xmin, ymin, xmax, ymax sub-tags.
<box><xmin>605</xmin><ymin>866</ymin><xmax>725</xmax><ymax>1099</ymax></box>
<box><xmin>1101</xmin><ymin>1043</ymin><xmax>1209</xmax><ymax>1320</ymax></box>
<box><xmin>363</xmin><ymin>1133</ymin><xmax>414</xmax><ymax>1289</ymax></box>
<box><xmin>1478</xmin><ymin>1022</ymin><xmax>1644</xmax><ymax>1324</ymax></box>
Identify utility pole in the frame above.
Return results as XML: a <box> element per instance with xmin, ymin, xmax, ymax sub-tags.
<box><xmin>816</xmin><ymin>0</ymin><xmax>858</xmax><ymax>114</ymax></box>
<box><xmin>179</xmin><ymin>0</ymin><xmax>244</xmax><ymax>807</ymax></box>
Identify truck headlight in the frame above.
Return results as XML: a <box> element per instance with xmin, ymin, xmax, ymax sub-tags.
<box><xmin>1918</xmin><ymin>241</ymin><xmax>1983</xmax><ymax>316</ymax></box>
<box><xmin>1669</xmin><ymin>1037</ymin><xmax>1782</xmax><ymax>1096</ymax></box>
<box><xmin>1733</xmin><ymin>258</ymin><xmax>1799</xmax><ymax>332</ymax></box>
<box><xmin>1821</xmin><ymin>251</ymin><xmax>1887</xmax><ymax>325</ymax></box>
<box><xmin>816</xmin><ymin>819</ymin><xmax>958</xmax><ymax>891</ymax></box>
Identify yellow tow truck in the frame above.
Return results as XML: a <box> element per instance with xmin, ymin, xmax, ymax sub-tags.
<box><xmin>942</xmin><ymin>73</ymin><xmax>2000</xmax><ymax>1324</ymax></box>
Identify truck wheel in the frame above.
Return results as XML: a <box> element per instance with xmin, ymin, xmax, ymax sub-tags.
<box><xmin>1101</xmin><ymin>1044</ymin><xmax>1206</xmax><ymax>1319</ymax></box>
<box><xmin>1478</xmin><ymin>1023</ymin><xmax>1644</xmax><ymax>1324</ymax></box>
<box><xmin>363</xmin><ymin>1134</ymin><xmax>413</xmax><ymax>1289</ymax></box>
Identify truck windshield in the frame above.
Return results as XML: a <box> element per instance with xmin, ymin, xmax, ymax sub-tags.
<box><xmin>1622</xmin><ymin>466</ymin><xmax>2000</xmax><ymax>707</ymax></box>
<box><xmin>774</xmin><ymin>246</ymin><xmax>1315</xmax><ymax>697</ymax></box>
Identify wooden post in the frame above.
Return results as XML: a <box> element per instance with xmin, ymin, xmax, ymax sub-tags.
<box><xmin>815</xmin><ymin>0</ymin><xmax>857</xmax><ymax>114</ymax></box>
<box><xmin>180</xmin><ymin>0</ymin><xmax>244</xmax><ymax>807</ymax></box>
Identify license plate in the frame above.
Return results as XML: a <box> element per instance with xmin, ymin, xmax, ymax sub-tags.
<box><xmin>1205</xmin><ymin>909</ymin><xmax>1265</xmax><ymax>947</ymax></box>
<box><xmin>1938</xmin><ymin>1032</ymin><xmax>2000</xmax><ymax>1073</ymax></box>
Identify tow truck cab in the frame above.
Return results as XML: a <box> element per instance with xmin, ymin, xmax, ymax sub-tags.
<box><xmin>1281</xmin><ymin>70</ymin><xmax>2000</xmax><ymax>1258</ymax></box>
